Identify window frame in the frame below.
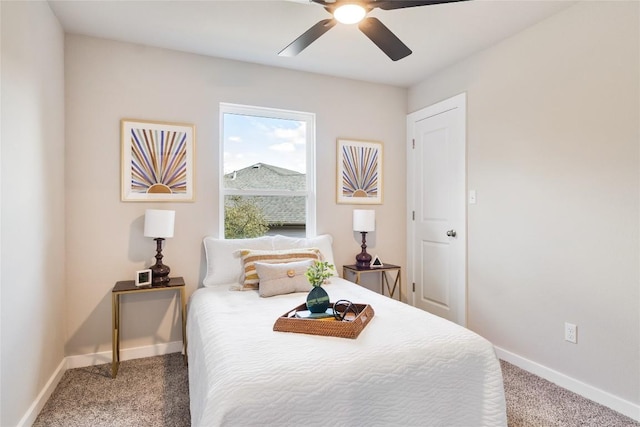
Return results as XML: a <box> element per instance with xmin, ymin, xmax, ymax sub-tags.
<box><xmin>219</xmin><ymin>102</ymin><xmax>316</xmax><ymax>238</ymax></box>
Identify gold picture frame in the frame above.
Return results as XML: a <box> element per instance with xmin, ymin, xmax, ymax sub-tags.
<box><xmin>336</xmin><ymin>139</ymin><xmax>383</xmax><ymax>205</ymax></box>
<box><xmin>121</xmin><ymin>119</ymin><xmax>195</xmax><ymax>202</ymax></box>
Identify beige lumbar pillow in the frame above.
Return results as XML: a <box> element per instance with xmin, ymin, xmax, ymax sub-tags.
<box><xmin>254</xmin><ymin>259</ymin><xmax>314</xmax><ymax>297</ymax></box>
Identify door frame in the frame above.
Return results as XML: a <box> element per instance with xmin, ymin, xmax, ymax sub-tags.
<box><xmin>406</xmin><ymin>93</ymin><xmax>467</xmax><ymax>326</ymax></box>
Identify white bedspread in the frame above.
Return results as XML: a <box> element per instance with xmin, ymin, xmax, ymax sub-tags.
<box><xmin>187</xmin><ymin>278</ymin><xmax>506</xmax><ymax>427</ymax></box>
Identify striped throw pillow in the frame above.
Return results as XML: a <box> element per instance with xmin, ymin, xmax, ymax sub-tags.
<box><xmin>239</xmin><ymin>248</ymin><xmax>322</xmax><ymax>290</ymax></box>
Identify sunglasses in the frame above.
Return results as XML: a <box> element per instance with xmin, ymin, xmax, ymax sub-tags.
<box><xmin>333</xmin><ymin>299</ymin><xmax>360</xmax><ymax>322</ymax></box>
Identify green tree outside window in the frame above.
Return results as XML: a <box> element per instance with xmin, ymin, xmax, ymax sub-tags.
<box><xmin>224</xmin><ymin>196</ymin><xmax>269</xmax><ymax>239</ymax></box>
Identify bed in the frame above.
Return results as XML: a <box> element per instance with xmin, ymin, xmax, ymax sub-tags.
<box><xmin>187</xmin><ymin>235</ymin><xmax>507</xmax><ymax>426</ymax></box>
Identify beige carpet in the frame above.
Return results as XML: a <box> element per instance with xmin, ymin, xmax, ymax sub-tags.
<box><xmin>33</xmin><ymin>353</ymin><xmax>638</xmax><ymax>426</ymax></box>
<box><xmin>33</xmin><ymin>353</ymin><xmax>190</xmax><ymax>427</ymax></box>
<box><xmin>500</xmin><ymin>361</ymin><xmax>638</xmax><ymax>427</ymax></box>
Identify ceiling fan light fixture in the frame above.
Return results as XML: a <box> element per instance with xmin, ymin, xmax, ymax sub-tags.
<box><xmin>333</xmin><ymin>4</ymin><xmax>366</xmax><ymax>25</ymax></box>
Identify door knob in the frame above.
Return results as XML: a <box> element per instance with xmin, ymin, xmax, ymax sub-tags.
<box><xmin>446</xmin><ymin>230</ymin><xmax>457</xmax><ymax>237</ymax></box>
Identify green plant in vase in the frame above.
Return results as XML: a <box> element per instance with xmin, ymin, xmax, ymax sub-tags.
<box><xmin>305</xmin><ymin>260</ymin><xmax>334</xmax><ymax>313</ymax></box>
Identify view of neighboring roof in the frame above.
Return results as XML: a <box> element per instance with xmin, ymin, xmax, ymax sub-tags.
<box><xmin>224</xmin><ymin>163</ymin><xmax>306</xmax><ymax>225</ymax></box>
<box><xmin>224</xmin><ymin>163</ymin><xmax>305</xmax><ymax>191</ymax></box>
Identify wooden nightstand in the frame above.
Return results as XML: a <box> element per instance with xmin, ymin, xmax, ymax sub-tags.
<box><xmin>343</xmin><ymin>264</ymin><xmax>402</xmax><ymax>301</ymax></box>
<box><xmin>111</xmin><ymin>276</ymin><xmax>187</xmax><ymax>378</ymax></box>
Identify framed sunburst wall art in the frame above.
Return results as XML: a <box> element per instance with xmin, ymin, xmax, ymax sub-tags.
<box><xmin>337</xmin><ymin>139</ymin><xmax>383</xmax><ymax>205</ymax></box>
<box><xmin>121</xmin><ymin>119</ymin><xmax>195</xmax><ymax>202</ymax></box>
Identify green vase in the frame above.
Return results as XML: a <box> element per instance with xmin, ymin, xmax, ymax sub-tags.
<box><xmin>306</xmin><ymin>286</ymin><xmax>330</xmax><ymax>313</ymax></box>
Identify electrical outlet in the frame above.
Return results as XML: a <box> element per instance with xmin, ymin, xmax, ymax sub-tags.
<box><xmin>565</xmin><ymin>322</ymin><xmax>577</xmax><ymax>344</ymax></box>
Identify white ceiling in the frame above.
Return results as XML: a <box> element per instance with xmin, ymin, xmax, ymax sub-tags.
<box><xmin>48</xmin><ymin>0</ymin><xmax>577</xmax><ymax>88</ymax></box>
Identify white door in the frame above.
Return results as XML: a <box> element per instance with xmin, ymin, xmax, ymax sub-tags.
<box><xmin>407</xmin><ymin>94</ymin><xmax>466</xmax><ymax>326</ymax></box>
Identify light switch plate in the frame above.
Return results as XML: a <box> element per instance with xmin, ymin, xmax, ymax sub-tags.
<box><xmin>469</xmin><ymin>190</ymin><xmax>477</xmax><ymax>204</ymax></box>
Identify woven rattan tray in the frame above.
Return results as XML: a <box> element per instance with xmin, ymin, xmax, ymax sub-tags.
<box><xmin>273</xmin><ymin>302</ymin><xmax>374</xmax><ymax>339</ymax></box>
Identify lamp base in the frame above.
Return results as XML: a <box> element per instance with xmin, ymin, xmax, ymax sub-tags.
<box><xmin>355</xmin><ymin>231</ymin><xmax>372</xmax><ymax>268</ymax></box>
<box><xmin>150</xmin><ymin>237</ymin><xmax>170</xmax><ymax>286</ymax></box>
<box><xmin>355</xmin><ymin>253</ymin><xmax>372</xmax><ymax>269</ymax></box>
<box><xmin>150</xmin><ymin>263</ymin><xmax>171</xmax><ymax>286</ymax></box>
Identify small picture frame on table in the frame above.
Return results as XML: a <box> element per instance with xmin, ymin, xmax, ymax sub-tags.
<box><xmin>135</xmin><ymin>269</ymin><xmax>152</xmax><ymax>287</ymax></box>
<box><xmin>370</xmin><ymin>255</ymin><xmax>383</xmax><ymax>268</ymax></box>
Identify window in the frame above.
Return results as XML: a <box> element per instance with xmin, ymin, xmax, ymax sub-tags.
<box><xmin>220</xmin><ymin>103</ymin><xmax>316</xmax><ymax>239</ymax></box>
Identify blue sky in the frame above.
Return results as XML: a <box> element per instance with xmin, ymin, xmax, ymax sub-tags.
<box><xmin>223</xmin><ymin>113</ymin><xmax>307</xmax><ymax>174</ymax></box>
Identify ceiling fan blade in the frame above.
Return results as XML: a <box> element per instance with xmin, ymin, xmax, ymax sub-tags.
<box><xmin>279</xmin><ymin>18</ymin><xmax>337</xmax><ymax>57</ymax></box>
<box><xmin>358</xmin><ymin>17</ymin><xmax>411</xmax><ymax>61</ymax></box>
<box><xmin>374</xmin><ymin>0</ymin><xmax>468</xmax><ymax>10</ymax></box>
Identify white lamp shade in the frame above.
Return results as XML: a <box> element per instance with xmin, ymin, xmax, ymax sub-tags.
<box><xmin>353</xmin><ymin>209</ymin><xmax>375</xmax><ymax>232</ymax></box>
<box><xmin>144</xmin><ymin>209</ymin><xmax>175</xmax><ymax>238</ymax></box>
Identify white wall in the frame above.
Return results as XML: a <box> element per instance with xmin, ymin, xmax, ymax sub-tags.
<box><xmin>0</xmin><ymin>1</ymin><xmax>66</xmax><ymax>426</ymax></box>
<box><xmin>409</xmin><ymin>1</ymin><xmax>639</xmax><ymax>409</ymax></box>
<box><xmin>64</xmin><ymin>35</ymin><xmax>407</xmax><ymax>357</ymax></box>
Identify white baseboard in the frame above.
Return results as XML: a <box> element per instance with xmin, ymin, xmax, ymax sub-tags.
<box><xmin>495</xmin><ymin>346</ymin><xmax>640</xmax><ymax>422</ymax></box>
<box><xmin>66</xmin><ymin>341</ymin><xmax>184</xmax><ymax>369</ymax></box>
<box><xmin>19</xmin><ymin>341</ymin><xmax>184</xmax><ymax>426</ymax></box>
<box><xmin>17</xmin><ymin>358</ymin><xmax>67</xmax><ymax>427</ymax></box>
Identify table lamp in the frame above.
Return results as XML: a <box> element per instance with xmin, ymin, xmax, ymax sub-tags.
<box><xmin>144</xmin><ymin>209</ymin><xmax>175</xmax><ymax>286</ymax></box>
<box><xmin>353</xmin><ymin>209</ymin><xmax>375</xmax><ymax>268</ymax></box>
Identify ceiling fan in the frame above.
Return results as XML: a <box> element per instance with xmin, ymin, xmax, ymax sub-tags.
<box><xmin>279</xmin><ymin>0</ymin><xmax>467</xmax><ymax>61</ymax></box>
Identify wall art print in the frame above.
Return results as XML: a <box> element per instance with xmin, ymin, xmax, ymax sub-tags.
<box><xmin>121</xmin><ymin>119</ymin><xmax>195</xmax><ymax>202</ymax></box>
<box><xmin>337</xmin><ymin>139</ymin><xmax>383</xmax><ymax>205</ymax></box>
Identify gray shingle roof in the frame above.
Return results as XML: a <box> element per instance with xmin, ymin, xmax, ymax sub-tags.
<box><xmin>224</xmin><ymin>163</ymin><xmax>306</xmax><ymax>225</ymax></box>
<box><xmin>224</xmin><ymin>163</ymin><xmax>305</xmax><ymax>191</ymax></box>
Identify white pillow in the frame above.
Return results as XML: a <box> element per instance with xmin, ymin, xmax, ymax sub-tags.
<box><xmin>202</xmin><ymin>236</ymin><xmax>275</xmax><ymax>287</ymax></box>
<box><xmin>255</xmin><ymin>259</ymin><xmax>314</xmax><ymax>297</ymax></box>
<box><xmin>272</xmin><ymin>234</ymin><xmax>337</xmax><ymax>275</ymax></box>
